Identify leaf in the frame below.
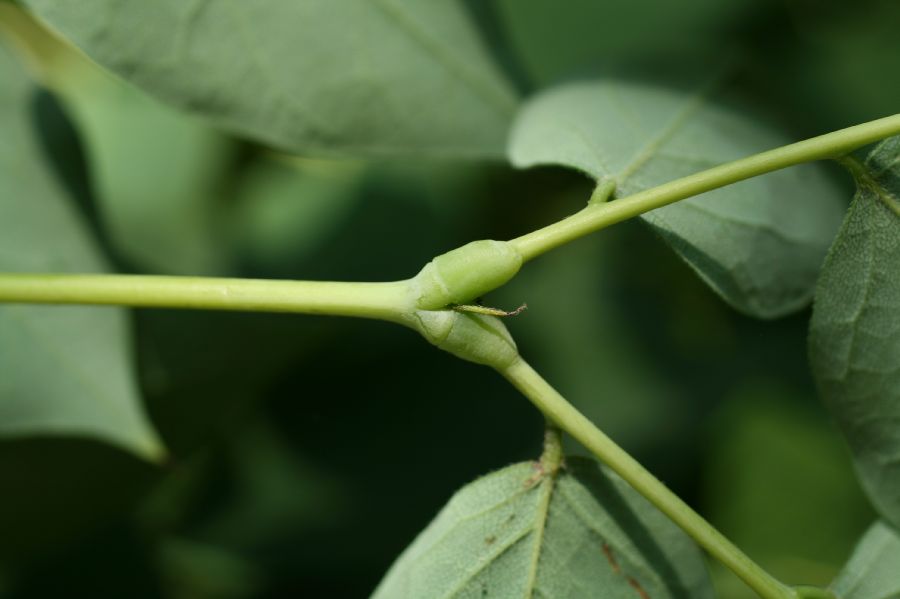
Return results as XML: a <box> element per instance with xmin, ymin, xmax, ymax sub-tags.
<box><xmin>508</xmin><ymin>80</ymin><xmax>845</xmax><ymax>318</ymax></box>
<box><xmin>192</xmin><ymin>418</ymin><xmax>347</xmax><ymax>550</ymax></box>
<box><xmin>1</xmin><ymin>4</ymin><xmax>238</xmax><ymax>275</ymax></box>
<box><xmin>830</xmin><ymin>522</ymin><xmax>900</xmax><ymax>599</ymax></box>
<box><xmin>229</xmin><ymin>157</ymin><xmax>364</xmax><ymax>273</ymax></box>
<box><xmin>372</xmin><ymin>458</ymin><xmax>713</xmax><ymax>599</ymax></box>
<box><xmin>494</xmin><ymin>0</ymin><xmax>760</xmax><ymax>86</ymax></box>
<box><xmin>157</xmin><ymin>537</ymin><xmax>265</xmax><ymax>599</ymax></box>
<box><xmin>0</xmin><ymin>41</ymin><xmax>164</xmax><ymax>460</ymax></box>
<box><xmin>60</xmin><ymin>72</ymin><xmax>235</xmax><ymax>276</ymax></box>
<box><xmin>22</xmin><ymin>0</ymin><xmax>517</xmax><ymax>158</ymax></box>
<box><xmin>809</xmin><ymin>137</ymin><xmax>900</xmax><ymax>528</ymax></box>
<box><xmin>57</xmin><ymin>69</ymin><xmax>234</xmax><ymax>276</ymax></box>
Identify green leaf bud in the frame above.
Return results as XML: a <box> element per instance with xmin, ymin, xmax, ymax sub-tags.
<box><xmin>414</xmin><ymin>310</ymin><xmax>519</xmax><ymax>369</ymax></box>
<box><xmin>412</xmin><ymin>240</ymin><xmax>522</xmax><ymax>310</ymax></box>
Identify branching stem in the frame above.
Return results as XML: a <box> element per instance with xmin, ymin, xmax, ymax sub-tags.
<box><xmin>510</xmin><ymin>113</ymin><xmax>900</xmax><ymax>261</ymax></box>
<box><xmin>0</xmin><ymin>112</ymin><xmax>892</xmax><ymax>599</ymax></box>
<box><xmin>500</xmin><ymin>357</ymin><xmax>800</xmax><ymax>599</ymax></box>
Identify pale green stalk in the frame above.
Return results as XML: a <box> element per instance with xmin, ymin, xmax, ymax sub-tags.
<box><xmin>0</xmin><ymin>112</ymin><xmax>890</xmax><ymax>599</ymax></box>
<box><xmin>500</xmin><ymin>357</ymin><xmax>805</xmax><ymax>599</ymax></box>
<box><xmin>511</xmin><ymin>113</ymin><xmax>900</xmax><ymax>261</ymax></box>
<box><xmin>0</xmin><ymin>274</ymin><xmax>413</xmax><ymax>323</ymax></box>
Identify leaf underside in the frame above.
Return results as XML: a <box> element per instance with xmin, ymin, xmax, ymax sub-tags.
<box><xmin>509</xmin><ymin>80</ymin><xmax>845</xmax><ymax>319</ymax></box>
<box><xmin>64</xmin><ymin>69</ymin><xmax>234</xmax><ymax>276</ymax></box>
<box><xmin>372</xmin><ymin>458</ymin><xmax>713</xmax><ymax>598</ymax></box>
<box><xmin>809</xmin><ymin>136</ymin><xmax>900</xmax><ymax>528</ymax></box>
<box><xmin>831</xmin><ymin>521</ymin><xmax>900</xmax><ymax>599</ymax></box>
<box><xmin>22</xmin><ymin>0</ymin><xmax>517</xmax><ymax>157</ymax></box>
<box><xmin>0</xmin><ymin>41</ymin><xmax>163</xmax><ymax>460</ymax></box>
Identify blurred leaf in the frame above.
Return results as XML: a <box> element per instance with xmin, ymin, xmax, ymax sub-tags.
<box><xmin>229</xmin><ymin>157</ymin><xmax>364</xmax><ymax>273</ymax></box>
<box><xmin>831</xmin><ymin>521</ymin><xmax>900</xmax><ymax>599</ymax></box>
<box><xmin>703</xmin><ymin>384</ymin><xmax>873</xmax><ymax>596</ymax></box>
<box><xmin>509</xmin><ymin>80</ymin><xmax>845</xmax><ymax>318</ymax></box>
<box><xmin>373</xmin><ymin>458</ymin><xmax>712</xmax><ymax>599</ymax></box>
<box><xmin>23</xmin><ymin>0</ymin><xmax>517</xmax><ymax>157</ymax></box>
<box><xmin>494</xmin><ymin>0</ymin><xmax>764</xmax><ymax>86</ymax></box>
<box><xmin>0</xmin><ymin>41</ymin><xmax>163</xmax><ymax>460</ymax></box>
<box><xmin>67</xmin><ymin>78</ymin><xmax>234</xmax><ymax>276</ymax></box>
<box><xmin>141</xmin><ymin>417</ymin><xmax>354</xmax><ymax>596</ymax></box>
<box><xmin>158</xmin><ymin>537</ymin><xmax>264</xmax><ymax>599</ymax></box>
<box><xmin>0</xmin><ymin>6</ymin><xmax>235</xmax><ymax>275</ymax></box>
<box><xmin>61</xmin><ymin>79</ymin><xmax>234</xmax><ymax>276</ymax></box>
<box><xmin>809</xmin><ymin>137</ymin><xmax>900</xmax><ymax>528</ymax></box>
<box><xmin>192</xmin><ymin>419</ymin><xmax>346</xmax><ymax>551</ymax></box>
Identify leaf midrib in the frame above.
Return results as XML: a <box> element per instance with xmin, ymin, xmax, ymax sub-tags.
<box><xmin>837</xmin><ymin>193</ymin><xmax>878</xmax><ymax>381</ymax></box>
<box><xmin>616</xmin><ymin>87</ymin><xmax>708</xmax><ymax>186</ymax></box>
<box><xmin>522</xmin><ymin>469</ymin><xmax>556</xmax><ymax>598</ymax></box>
<box><xmin>843</xmin><ymin>155</ymin><xmax>900</xmax><ymax>217</ymax></box>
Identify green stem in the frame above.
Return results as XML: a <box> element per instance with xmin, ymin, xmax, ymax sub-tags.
<box><xmin>500</xmin><ymin>357</ymin><xmax>797</xmax><ymax>599</ymax></box>
<box><xmin>510</xmin><ymin>113</ymin><xmax>900</xmax><ymax>261</ymax></box>
<box><xmin>0</xmin><ymin>273</ymin><xmax>413</xmax><ymax>324</ymax></box>
<box><xmin>539</xmin><ymin>421</ymin><xmax>564</xmax><ymax>474</ymax></box>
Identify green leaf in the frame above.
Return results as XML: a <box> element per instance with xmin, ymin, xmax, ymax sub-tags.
<box><xmin>809</xmin><ymin>137</ymin><xmax>900</xmax><ymax>528</ymax></box>
<box><xmin>494</xmin><ymin>0</ymin><xmax>760</xmax><ymax>86</ymax></box>
<box><xmin>509</xmin><ymin>80</ymin><xmax>845</xmax><ymax>318</ymax></box>
<box><xmin>61</xmin><ymin>70</ymin><xmax>235</xmax><ymax>276</ymax></box>
<box><xmin>157</xmin><ymin>537</ymin><xmax>264</xmax><ymax>599</ymax></box>
<box><xmin>830</xmin><ymin>522</ymin><xmax>900</xmax><ymax>599</ymax></box>
<box><xmin>1</xmin><ymin>5</ymin><xmax>235</xmax><ymax>275</ymax></box>
<box><xmin>192</xmin><ymin>418</ymin><xmax>346</xmax><ymax>550</ymax></box>
<box><xmin>372</xmin><ymin>458</ymin><xmax>713</xmax><ymax>598</ymax></box>
<box><xmin>230</xmin><ymin>157</ymin><xmax>364</xmax><ymax>273</ymax></box>
<box><xmin>0</xmin><ymin>41</ymin><xmax>164</xmax><ymax>460</ymax></box>
<box><xmin>22</xmin><ymin>0</ymin><xmax>517</xmax><ymax>157</ymax></box>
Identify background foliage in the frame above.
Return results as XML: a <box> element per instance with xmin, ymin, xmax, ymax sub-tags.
<box><xmin>0</xmin><ymin>1</ymin><xmax>897</xmax><ymax>597</ymax></box>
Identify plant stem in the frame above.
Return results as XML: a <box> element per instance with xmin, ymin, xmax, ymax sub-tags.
<box><xmin>539</xmin><ymin>421</ymin><xmax>564</xmax><ymax>474</ymax></box>
<box><xmin>0</xmin><ymin>273</ymin><xmax>413</xmax><ymax>323</ymax></box>
<box><xmin>510</xmin><ymin>113</ymin><xmax>900</xmax><ymax>261</ymax></box>
<box><xmin>500</xmin><ymin>357</ymin><xmax>797</xmax><ymax>599</ymax></box>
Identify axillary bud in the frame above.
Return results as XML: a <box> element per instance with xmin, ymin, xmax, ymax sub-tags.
<box><xmin>413</xmin><ymin>240</ymin><xmax>522</xmax><ymax>310</ymax></box>
<box><xmin>415</xmin><ymin>310</ymin><xmax>519</xmax><ymax>369</ymax></box>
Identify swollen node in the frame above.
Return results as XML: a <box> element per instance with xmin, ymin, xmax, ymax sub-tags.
<box><xmin>413</xmin><ymin>240</ymin><xmax>523</xmax><ymax>310</ymax></box>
